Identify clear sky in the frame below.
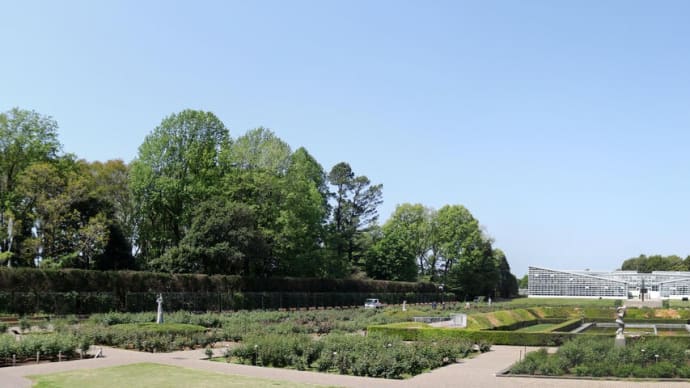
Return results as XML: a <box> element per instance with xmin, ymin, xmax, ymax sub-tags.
<box><xmin>3</xmin><ymin>1</ymin><xmax>690</xmax><ymax>277</ymax></box>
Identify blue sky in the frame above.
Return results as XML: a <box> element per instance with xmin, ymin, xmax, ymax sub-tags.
<box><xmin>3</xmin><ymin>1</ymin><xmax>690</xmax><ymax>276</ymax></box>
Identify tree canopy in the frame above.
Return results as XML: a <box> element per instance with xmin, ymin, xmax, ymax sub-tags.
<box><xmin>0</xmin><ymin>107</ymin><xmax>519</xmax><ymax>297</ymax></box>
<box><xmin>620</xmin><ymin>254</ymin><xmax>689</xmax><ymax>272</ymax></box>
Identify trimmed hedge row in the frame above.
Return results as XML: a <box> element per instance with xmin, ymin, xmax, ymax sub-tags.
<box><xmin>0</xmin><ymin>291</ymin><xmax>442</xmax><ymax>314</ymax></box>
<box><xmin>0</xmin><ymin>268</ymin><xmax>441</xmax><ymax>314</ymax></box>
<box><xmin>368</xmin><ymin>325</ymin><xmax>690</xmax><ymax>347</ymax></box>
<box><xmin>367</xmin><ymin>325</ymin><xmax>583</xmax><ymax>346</ymax></box>
<box><xmin>0</xmin><ymin>268</ymin><xmax>437</xmax><ymax>293</ymax></box>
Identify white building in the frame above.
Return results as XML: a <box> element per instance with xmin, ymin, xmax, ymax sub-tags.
<box><xmin>528</xmin><ymin>266</ymin><xmax>690</xmax><ymax>300</ymax></box>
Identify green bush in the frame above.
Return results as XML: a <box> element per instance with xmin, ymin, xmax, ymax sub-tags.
<box><xmin>0</xmin><ymin>333</ymin><xmax>90</xmax><ymax>360</ymax></box>
<box><xmin>231</xmin><ymin>332</ymin><xmax>478</xmax><ymax>379</ymax></box>
<box><xmin>510</xmin><ymin>336</ymin><xmax>690</xmax><ymax>378</ymax></box>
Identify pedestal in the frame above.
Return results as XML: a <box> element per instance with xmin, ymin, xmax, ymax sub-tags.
<box><xmin>614</xmin><ymin>334</ymin><xmax>626</xmax><ymax>348</ymax></box>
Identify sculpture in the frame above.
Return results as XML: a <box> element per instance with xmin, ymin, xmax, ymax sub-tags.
<box><xmin>614</xmin><ymin>305</ymin><xmax>626</xmax><ymax>347</ymax></box>
<box><xmin>156</xmin><ymin>293</ymin><xmax>164</xmax><ymax>324</ymax></box>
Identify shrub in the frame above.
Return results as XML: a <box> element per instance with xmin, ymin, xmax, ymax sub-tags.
<box><xmin>511</xmin><ymin>336</ymin><xmax>690</xmax><ymax>378</ymax></box>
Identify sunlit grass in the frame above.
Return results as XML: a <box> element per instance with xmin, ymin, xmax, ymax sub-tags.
<box><xmin>29</xmin><ymin>363</ymin><xmax>324</xmax><ymax>388</ymax></box>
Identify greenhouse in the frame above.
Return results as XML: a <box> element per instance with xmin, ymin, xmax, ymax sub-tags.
<box><xmin>528</xmin><ymin>266</ymin><xmax>690</xmax><ymax>300</ymax></box>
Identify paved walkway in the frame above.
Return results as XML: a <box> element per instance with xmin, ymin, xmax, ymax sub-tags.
<box><xmin>0</xmin><ymin>345</ymin><xmax>687</xmax><ymax>388</ymax></box>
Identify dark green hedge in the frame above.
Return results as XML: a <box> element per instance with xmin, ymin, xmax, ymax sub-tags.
<box><xmin>0</xmin><ymin>268</ymin><xmax>440</xmax><ymax>314</ymax></box>
<box><xmin>0</xmin><ymin>291</ymin><xmax>442</xmax><ymax>314</ymax></box>
<box><xmin>0</xmin><ymin>268</ymin><xmax>437</xmax><ymax>293</ymax></box>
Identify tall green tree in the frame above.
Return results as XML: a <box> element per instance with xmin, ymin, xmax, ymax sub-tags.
<box><xmin>220</xmin><ymin>128</ymin><xmax>293</xmax><ymax>274</ymax></box>
<box><xmin>150</xmin><ymin>198</ymin><xmax>268</xmax><ymax>275</ymax></box>
<box><xmin>494</xmin><ymin>249</ymin><xmax>518</xmax><ymax>298</ymax></box>
<box><xmin>364</xmin><ymin>203</ymin><xmax>430</xmax><ymax>281</ymax></box>
<box><xmin>0</xmin><ymin>108</ymin><xmax>61</xmax><ymax>266</ymax></box>
<box><xmin>14</xmin><ymin>159</ymin><xmax>110</xmax><ymax>268</ymax></box>
<box><xmin>432</xmin><ymin>205</ymin><xmax>485</xmax><ymax>278</ymax></box>
<box><xmin>274</xmin><ymin>148</ymin><xmax>330</xmax><ymax>276</ymax></box>
<box><xmin>87</xmin><ymin>160</ymin><xmax>135</xmax><ymax>270</ymax></box>
<box><xmin>130</xmin><ymin>110</ymin><xmax>230</xmax><ymax>263</ymax></box>
<box><xmin>432</xmin><ymin>205</ymin><xmax>499</xmax><ymax>297</ymax></box>
<box><xmin>327</xmin><ymin>162</ymin><xmax>383</xmax><ymax>268</ymax></box>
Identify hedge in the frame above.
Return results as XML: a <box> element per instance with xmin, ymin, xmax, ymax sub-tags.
<box><xmin>0</xmin><ymin>268</ymin><xmax>437</xmax><ymax>293</ymax></box>
<box><xmin>0</xmin><ymin>268</ymin><xmax>442</xmax><ymax>314</ymax></box>
<box><xmin>0</xmin><ymin>291</ymin><xmax>443</xmax><ymax>314</ymax></box>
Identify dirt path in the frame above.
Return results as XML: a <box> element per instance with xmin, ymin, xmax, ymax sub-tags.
<box><xmin>0</xmin><ymin>345</ymin><xmax>685</xmax><ymax>388</ymax></box>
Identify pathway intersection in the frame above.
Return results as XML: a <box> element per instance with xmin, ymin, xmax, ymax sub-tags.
<box><xmin>0</xmin><ymin>345</ymin><xmax>683</xmax><ymax>387</ymax></box>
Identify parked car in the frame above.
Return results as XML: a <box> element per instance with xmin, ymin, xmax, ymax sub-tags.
<box><xmin>364</xmin><ymin>298</ymin><xmax>384</xmax><ymax>309</ymax></box>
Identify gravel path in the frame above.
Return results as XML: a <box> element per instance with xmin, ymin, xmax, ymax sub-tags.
<box><xmin>0</xmin><ymin>345</ymin><xmax>686</xmax><ymax>388</ymax></box>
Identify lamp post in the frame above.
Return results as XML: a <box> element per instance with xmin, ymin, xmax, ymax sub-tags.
<box><xmin>439</xmin><ymin>284</ymin><xmax>445</xmax><ymax>309</ymax></box>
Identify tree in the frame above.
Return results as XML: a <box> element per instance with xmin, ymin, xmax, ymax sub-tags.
<box><xmin>220</xmin><ymin>128</ymin><xmax>295</xmax><ymax>273</ymax></box>
<box><xmin>365</xmin><ymin>224</ymin><xmax>418</xmax><ymax>282</ymax></box>
<box><xmin>0</xmin><ymin>108</ymin><xmax>61</xmax><ymax>266</ymax></box>
<box><xmin>13</xmin><ymin>159</ymin><xmax>110</xmax><ymax>268</ymax></box>
<box><xmin>432</xmin><ymin>205</ymin><xmax>485</xmax><ymax>278</ymax></box>
<box><xmin>432</xmin><ymin>205</ymin><xmax>499</xmax><ymax>297</ymax></box>
<box><xmin>518</xmin><ymin>274</ymin><xmax>529</xmax><ymax>289</ymax></box>
<box><xmin>621</xmin><ymin>254</ymin><xmax>686</xmax><ymax>272</ymax></box>
<box><xmin>130</xmin><ymin>110</ymin><xmax>230</xmax><ymax>263</ymax></box>
<box><xmin>327</xmin><ymin>162</ymin><xmax>383</xmax><ymax>268</ymax></box>
<box><xmin>274</xmin><ymin>148</ymin><xmax>330</xmax><ymax>277</ymax></box>
<box><xmin>495</xmin><ymin>249</ymin><xmax>518</xmax><ymax>298</ymax></box>
<box><xmin>224</xmin><ymin>127</ymin><xmax>292</xmax><ymax>174</ymax></box>
<box><xmin>150</xmin><ymin>198</ymin><xmax>268</xmax><ymax>275</ymax></box>
<box><xmin>364</xmin><ymin>203</ymin><xmax>431</xmax><ymax>281</ymax></box>
<box><xmin>87</xmin><ymin>160</ymin><xmax>136</xmax><ymax>270</ymax></box>
<box><xmin>446</xmin><ymin>240</ymin><xmax>498</xmax><ymax>298</ymax></box>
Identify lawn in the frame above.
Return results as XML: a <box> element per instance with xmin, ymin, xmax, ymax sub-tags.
<box><xmin>514</xmin><ymin>323</ymin><xmax>558</xmax><ymax>332</ymax></box>
<box><xmin>29</xmin><ymin>363</ymin><xmax>323</xmax><ymax>388</ymax></box>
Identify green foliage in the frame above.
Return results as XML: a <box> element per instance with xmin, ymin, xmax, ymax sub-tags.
<box><xmin>0</xmin><ymin>107</ymin><xmax>519</xmax><ymax>303</ymax></box>
<box><xmin>365</xmin><ymin>204</ymin><xmax>430</xmax><ymax>282</ymax></box>
<box><xmin>273</xmin><ymin>147</ymin><xmax>330</xmax><ymax>277</ymax></box>
<box><xmin>130</xmin><ymin>109</ymin><xmax>230</xmax><ymax>262</ymax></box>
<box><xmin>150</xmin><ymin>199</ymin><xmax>268</xmax><ymax>276</ymax></box>
<box><xmin>327</xmin><ymin>162</ymin><xmax>383</xmax><ymax>268</ymax></box>
<box><xmin>511</xmin><ymin>336</ymin><xmax>690</xmax><ymax>378</ymax></box>
<box><xmin>77</xmin><ymin>323</ymin><xmax>211</xmax><ymax>352</ymax></box>
<box><xmin>495</xmin><ymin>250</ymin><xmax>518</xmax><ymax>298</ymax></box>
<box><xmin>0</xmin><ymin>333</ymin><xmax>90</xmax><ymax>360</ymax></box>
<box><xmin>233</xmin><ymin>332</ymin><xmax>478</xmax><ymax>379</ymax></box>
<box><xmin>434</xmin><ymin>205</ymin><xmax>498</xmax><ymax>297</ymax></box>
<box><xmin>518</xmin><ymin>274</ymin><xmax>528</xmax><ymax>289</ymax></box>
<box><xmin>621</xmin><ymin>254</ymin><xmax>688</xmax><ymax>272</ymax></box>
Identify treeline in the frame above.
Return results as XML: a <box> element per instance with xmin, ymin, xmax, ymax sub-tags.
<box><xmin>0</xmin><ymin>108</ymin><xmax>517</xmax><ymax>297</ymax></box>
<box><xmin>620</xmin><ymin>254</ymin><xmax>690</xmax><ymax>273</ymax></box>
